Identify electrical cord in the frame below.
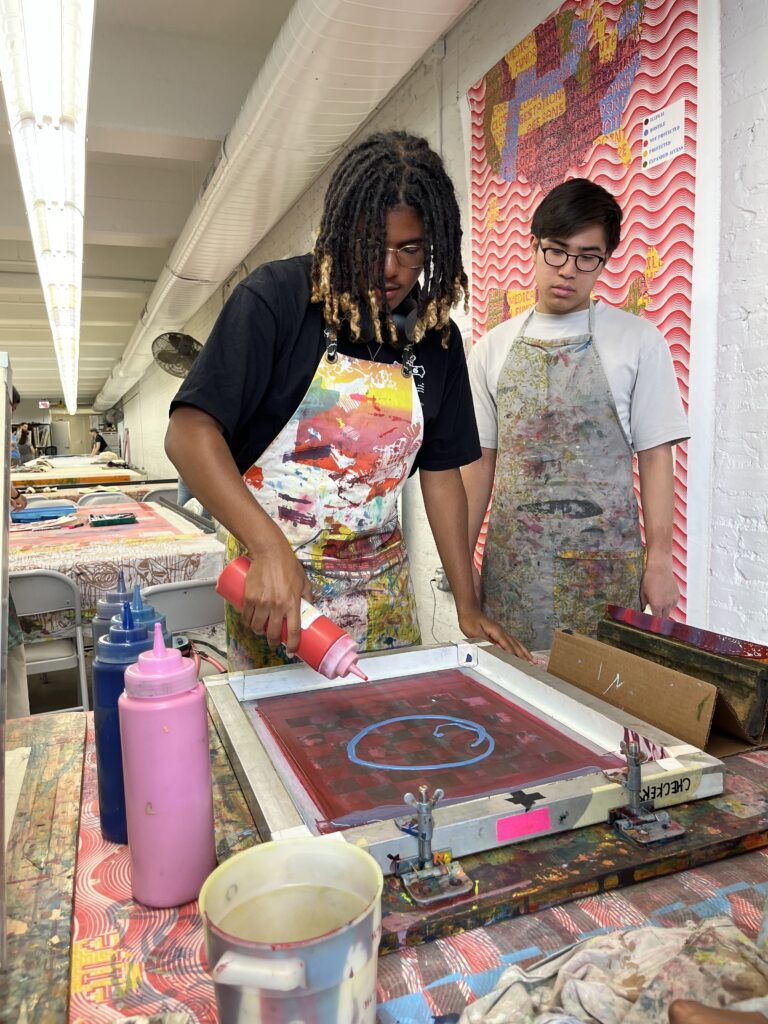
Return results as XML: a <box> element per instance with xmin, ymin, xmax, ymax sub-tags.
<box><xmin>188</xmin><ymin>637</ymin><xmax>227</xmax><ymax>660</ymax></box>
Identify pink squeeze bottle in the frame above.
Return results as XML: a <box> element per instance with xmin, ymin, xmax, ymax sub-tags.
<box><xmin>216</xmin><ymin>555</ymin><xmax>368</xmax><ymax>680</ymax></box>
<box><xmin>119</xmin><ymin>623</ymin><xmax>216</xmax><ymax>908</ymax></box>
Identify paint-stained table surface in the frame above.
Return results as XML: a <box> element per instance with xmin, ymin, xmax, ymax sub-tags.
<box><xmin>3</xmin><ymin>712</ymin><xmax>768</xmax><ymax>1023</ymax></box>
<box><xmin>2</xmin><ymin>713</ymin><xmax>86</xmax><ymax>1022</ymax></box>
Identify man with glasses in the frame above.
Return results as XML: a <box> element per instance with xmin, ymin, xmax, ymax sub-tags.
<box><xmin>463</xmin><ymin>178</ymin><xmax>688</xmax><ymax>650</ymax></box>
<box><xmin>167</xmin><ymin>130</ymin><xmax>529</xmax><ymax>671</ymax></box>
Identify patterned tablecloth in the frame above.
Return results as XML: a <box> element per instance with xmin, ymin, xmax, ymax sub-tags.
<box><xmin>9</xmin><ymin>502</ymin><xmax>225</xmax><ymax>616</ymax></box>
<box><xmin>63</xmin><ymin>733</ymin><xmax>768</xmax><ymax>1024</ymax></box>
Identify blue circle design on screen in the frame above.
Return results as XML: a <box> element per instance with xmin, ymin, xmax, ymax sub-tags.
<box><xmin>346</xmin><ymin>715</ymin><xmax>495</xmax><ymax>771</ymax></box>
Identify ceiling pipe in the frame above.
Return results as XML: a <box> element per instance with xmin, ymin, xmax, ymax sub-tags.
<box><xmin>94</xmin><ymin>0</ymin><xmax>472</xmax><ymax>411</ymax></box>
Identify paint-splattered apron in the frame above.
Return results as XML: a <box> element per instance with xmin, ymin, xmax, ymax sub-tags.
<box><xmin>226</xmin><ymin>343</ymin><xmax>423</xmax><ymax>670</ymax></box>
<box><xmin>481</xmin><ymin>303</ymin><xmax>643</xmax><ymax>650</ymax></box>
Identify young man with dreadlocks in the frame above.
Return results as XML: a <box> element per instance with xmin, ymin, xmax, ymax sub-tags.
<box><xmin>166</xmin><ymin>131</ymin><xmax>530</xmax><ymax>670</ymax></box>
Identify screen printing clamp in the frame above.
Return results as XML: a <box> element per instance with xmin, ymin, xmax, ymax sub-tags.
<box><xmin>392</xmin><ymin>785</ymin><xmax>474</xmax><ymax>905</ymax></box>
<box><xmin>609</xmin><ymin>740</ymin><xmax>686</xmax><ymax>846</ymax></box>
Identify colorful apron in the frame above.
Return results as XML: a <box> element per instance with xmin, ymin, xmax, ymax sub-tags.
<box><xmin>226</xmin><ymin>340</ymin><xmax>424</xmax><ymax>670</ymax></box>
<box><xmin>481</xmin><ymin>303</ymin><xmax>643</xmax><ymax>650</ymax></box>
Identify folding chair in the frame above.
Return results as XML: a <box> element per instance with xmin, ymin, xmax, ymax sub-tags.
<box><xmin>9</xmin><ymin>569</ymin><xmax>89</xmax><ymax>712</ymax></box>
<box><xmin>141</xmin><ymin>579</ymin><xmax>225</xmax><ymax>633</ymax></box>
<box><xmin>23</xmin><ymin>495</ymin><xmax>75</xmax><ymax>508</ymax></box>
<box><xmin>142</xmin><ymin>579</ymin><xmax>226</xmax><ymax>676</ymax></box>
<box><xmin>77</xmin><ymin>491</ymin><xmax>138</xmax><ymax>507</ymax></box>
<box><xmin>141</xmin><ymin>486</ymin><xmax>179</xmax><ymax>505</ymax></box>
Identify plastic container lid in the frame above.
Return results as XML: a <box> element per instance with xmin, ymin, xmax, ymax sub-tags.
<box><xmin>124</xmin><ymin>622</ymin><xmax>198</xmax><ymax>698</ymax></box>
<box><xmin>95</xmin><ymin>569</ymin><xmax>130</xmax><ymax>619</ymax></box>
<box><xmin>319</xmin><ymin>633</ymin><xmax>368</xmax><ymax>680</ymax></box>
<box><xmin>110</xmin><ymin>585</ymin><xmax>172</xmax><ymax>645</ymax></box>
<box><xmin>96</xmin><ymin>602</ymin><xmax>153</xmax><ymax>663</ymax></box>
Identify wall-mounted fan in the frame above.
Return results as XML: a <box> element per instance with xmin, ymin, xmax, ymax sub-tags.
<box><xmin>151</xmin><ymin>332</ymin><xmax>202</xmax><ymax>378</ymax></box>
<box><xmin>104</xmin><ymin>405</ymin><xmax>124</xmax><ymax>427</ymax></box>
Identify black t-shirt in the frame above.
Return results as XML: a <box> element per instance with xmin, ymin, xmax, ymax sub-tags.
<box><xmin>92</xmin><ymin>432</ymin><xmax>107</xmax><ymax>453</ymax></box>
<box><xmin>171</xmin><ymin>254</ymin><xmax>480</xmax><ymax>475</ymax></box>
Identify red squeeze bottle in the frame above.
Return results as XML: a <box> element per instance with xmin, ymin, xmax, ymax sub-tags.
<box><xmin>216</xmin><ymin>556</ymin><xmax>368</xmax><ymax>681</ymax></box>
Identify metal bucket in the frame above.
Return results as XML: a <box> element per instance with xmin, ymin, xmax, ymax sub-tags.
<box><xmin>199</xmin><ymin>837</ymin><xmax>383</xmax><ymax>1023</ymax></box>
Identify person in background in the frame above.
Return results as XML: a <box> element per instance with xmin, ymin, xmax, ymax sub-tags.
<box><xmin>17</xmin><ymin>422</ymin><xmax>35</xmax><ymax>464</ymax></box>
<box><xmin>177</xmin><ymin>476</ymin><xmax>212</xmax><ymax>521</ymax></box>
<box><xmin>7</xmin><ymin>386</ymin><xmax>29</xmax><ymax>717</ymax></box>
<box><xmin>463</xmin><ymin>178</ymin><xmax>688</xmax><ymax>651</ymax></box>
<box><xmin>166</xmin><ymin>130</ymin><xmax>530</xmax><ymax>670</ymax></box>
<box><xmin>90</xmin><ymin>428</ymin><xmax>108</xmax><ymax>456</ymax></box>
<box><xmin>9</xmin><ymin>424</ymin><xmax>19</xmax><ymax>465</ymax></box>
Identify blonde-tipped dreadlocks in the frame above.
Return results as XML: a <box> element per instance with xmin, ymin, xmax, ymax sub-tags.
<box><xmin>311</xmin><ymin>132</ymin><xmax>469</xmax><ymax>349</ymax></box>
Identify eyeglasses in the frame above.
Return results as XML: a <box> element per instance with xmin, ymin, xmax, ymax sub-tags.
<box><xmin>355</xmin><ymin>239</ymin><xmax>427</xmax><ymax>270</ymax></box>
<box><xmin>539</xmin><ymin>245</ymin><xmax>606</xmax><ymax>273</ymax></box>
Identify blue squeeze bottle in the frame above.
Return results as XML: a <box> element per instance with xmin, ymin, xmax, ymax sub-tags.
<box><xmin>92</xmin><ymin>603</ymin><xmax>153</xmax><ymax>844</ymax></box>
<box><xmin>111</xmin><ymin>585</ymin><xmax>173</xmax><ymax>647</ymax></box>
<box><xmin>91</xmin><ymin>569</ymin><xmax>130</xmax><ymax>647</ymax></box>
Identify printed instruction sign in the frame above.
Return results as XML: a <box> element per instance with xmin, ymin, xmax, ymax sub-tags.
<box><xmin>642</xmin><ymin>99</ymin><xmax>686</xmax><ymax>168</ymax></box>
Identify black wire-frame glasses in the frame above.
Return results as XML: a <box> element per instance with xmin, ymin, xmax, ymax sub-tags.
<box><xmin>540</xmin><ymin>246</ymin><xmax>606</xmax><ymax>273</ymax></box>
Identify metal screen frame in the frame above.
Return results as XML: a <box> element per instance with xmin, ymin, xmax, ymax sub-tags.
<box><xmin>206</xmin><ymin>642</ymin><xmax>725</xmax><ymax>875</ymax></box>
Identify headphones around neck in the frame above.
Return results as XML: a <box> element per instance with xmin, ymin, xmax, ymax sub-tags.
<box><xmin>351</xmin><ymin>296</ymin><xmax>419</xmax><ymax>352</ymax></box>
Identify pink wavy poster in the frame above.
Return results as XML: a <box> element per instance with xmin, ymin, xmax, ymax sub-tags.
<box><xmin>468</xmin><ymin>0</ymin><xmax>697</xmax><ymax>619</ymax></box>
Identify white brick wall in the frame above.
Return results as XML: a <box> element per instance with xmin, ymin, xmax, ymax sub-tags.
<box><xmin>711</xmin><ymin>0</ymin><xmax>768</xmax><ymax>641</ymax></box>
<box><xmin>121</xmin><ymin>362</ymin><xmax>182</xmax><ymax>479</ymax></box>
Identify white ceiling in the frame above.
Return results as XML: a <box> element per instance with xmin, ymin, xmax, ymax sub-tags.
<box><xmin>0</xmin><ymin>0</ymin><xmax>296</xmax><ymax>408</ymax></box>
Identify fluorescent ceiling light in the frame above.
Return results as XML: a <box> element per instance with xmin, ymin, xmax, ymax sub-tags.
<box><xmin>0</xmin><ymin>0</ymin><xmax>94</xmax><ymax>414</ymax></box>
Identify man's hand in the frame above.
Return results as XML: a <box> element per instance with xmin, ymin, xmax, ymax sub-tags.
<box><xmin>640</xmin><ymin>559</ymin><xmax>679</xmax><ymax>618</ymax></box>
<box><xmin>669</xmin><ymin>1000</ymin><xmax>767</xmax><ymax>1024</ymax></box>
<box><xmin>241</xmin><ymin>533</ymin><xmax>314</xmax><ymax>655</ymax></box>
<box><xmin>10</xmin><ymin>489</ymin><xmax>26</xmax><ymax>512</ymax></box>
<box><xmin>457</xmin><ymin>607</ymin><xmax>533</xmax><ymax>663</ymax></box>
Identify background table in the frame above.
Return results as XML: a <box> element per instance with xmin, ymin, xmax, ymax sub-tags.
<box><xmin>12</xmin><ymin>455</ymin><xmax>145</xmax><ymax>489</ymax></box>
<box><xmin>9</xmin><ymin>502</ymin><xmax>225</xmax><ymax>616</ymax></box>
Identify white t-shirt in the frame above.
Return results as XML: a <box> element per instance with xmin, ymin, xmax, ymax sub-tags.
<box><xmin>468</xmin><ymin>302</ymin><xmax>689</xmax><ymax>453</ymax></box>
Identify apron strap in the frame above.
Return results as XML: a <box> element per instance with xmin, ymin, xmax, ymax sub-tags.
<box><xmin>323</xmin><ymin>326</ymin><xmax>338</xmax><ymax>363</ymax></box>
<box><xmin>324</xmin><ymin>323</ymin><xmax>416</xmax><ymax>378</ymax></box>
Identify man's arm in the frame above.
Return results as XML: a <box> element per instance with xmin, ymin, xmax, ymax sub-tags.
<box><xmin>420</xmin><ymin>466</ymin><xmax>530</xmax><ymax>660</ymax></box>
<box><xmin>637</xmin><ymin>442</ymin><xmax>678</xmax><ymax>617</ymax></box>
<box><xmin>165</xmin><ymin>406</ymin><xmax>311</xmax><ymax>653</ymax></box>
<box><xmin>461</xmin><ymin>447</ymin><xmax>496</xmax><ymax>550</ymax></box>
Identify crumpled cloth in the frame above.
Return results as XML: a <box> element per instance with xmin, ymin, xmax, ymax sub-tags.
<box><xmin>110</xmin><ymin>1015</ymin><xmax>191</xmax><ymax>1024</ymax></box>
<box><xmin>460</xmin><ymin>918</ymin><xmax>768</xmax><ymax>1024</ymax></box>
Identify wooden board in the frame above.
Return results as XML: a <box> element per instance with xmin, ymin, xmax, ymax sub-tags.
<box><xmin>0</xmin><ymin>713</ymin><xmax>86</xmax><ymax>1021</ymax></box>
<box><xmin>378</xmin><ymin>756</ymin><xmax>768</xmax><ymax>952</ymax></box>
<box><xmin>597</xmin><ymin>618</ymin><xmax>768</xmax><ymax>744</ymax></box>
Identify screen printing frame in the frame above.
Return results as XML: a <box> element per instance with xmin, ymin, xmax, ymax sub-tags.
<box><xmin>206</xmin><ymin>642</ymin><xmax>725</xmax><ymax>875</ymax></box>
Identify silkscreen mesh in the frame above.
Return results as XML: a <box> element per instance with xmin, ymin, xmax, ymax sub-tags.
<box><xmin>255</xmin><ymin>668</ymin><xmax>623</xmax><ymax>830</ymax></box>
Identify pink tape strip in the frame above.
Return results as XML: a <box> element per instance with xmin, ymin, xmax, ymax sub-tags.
<box><xmin>496</xmin><ymin>806</ymin><xmax>551</xmax><ymax>843</ymax></box>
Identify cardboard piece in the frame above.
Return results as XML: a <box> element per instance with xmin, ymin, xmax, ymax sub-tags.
<box><xmin>548</xmin><ymin>631</ymin><xmax>768</xmax><ymax>757</ymax></box>
<box><xmin>598</xmin><ymin>617</ymin><xmax>768</xmax><ymax>745</ymax></box>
